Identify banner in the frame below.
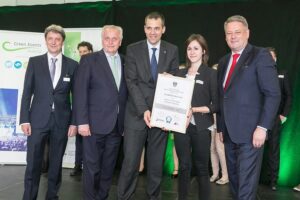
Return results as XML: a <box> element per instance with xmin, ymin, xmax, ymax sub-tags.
<box><xmin>0</xmin><ymin>28</ymin><xmax>102</xmax><ymax>166</ymax></box>
<box><xmin>0</xmin><ymin>30</ymin><xmax>46</xmax><ymax>164</ymax></box>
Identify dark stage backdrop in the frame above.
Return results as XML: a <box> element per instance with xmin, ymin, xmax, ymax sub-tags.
<box><xmin>0</xmin><ymin>0</ymin><xmax>299</xmax><ymax>186</ymax></box>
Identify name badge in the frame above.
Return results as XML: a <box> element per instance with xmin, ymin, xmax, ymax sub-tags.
<box><xmin>196</xmin><ymin>80</ymin><xmax>204</xmax><ymax>84</ymax></box>
<box><xmin>63</xmin><ymin>77</ymin><xmax>70</xmax><ymax>82</ymax></box>
<box><xmin>278</xmin><ymin>75</ymin><xmax>284</xmax><ymax>78</ymax></box>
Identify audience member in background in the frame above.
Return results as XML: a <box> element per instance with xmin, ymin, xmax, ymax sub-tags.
<box><xmin>216</xmin><ymin>15</ymin><xmax>281</xmax><ymax>200</ymax></box>
<box><xmin>73</xmin><ymin>25</ymin><xmax>127</xmax><ymax>200</ymax></box>
<box><xmin>266</xmin><ymin>47</ymin><xmax>292</xmax><ymax>191</ymax></box>
<box><xmin>209</xmin><ymin>63</ymin><xmax>229</xmax><ymax>185</ymax></box>
<box><xmin>70</xmin><ymin>41</ymin><xmax>93</xmax><ymax>177</ymax></box>
<box><xmin>20</xmin><ymin>24</ymin><xmax>78</xmax><ymax>200</ymax></box>
<box><xmin>174</xmin><ymin>34</ymin><xmax>218</xmax><ymax>200</ymax></box>
<box><xmin>77</xmin><ymin>41</ymin><xmax>93</xmax><ymax>57</ymax></box>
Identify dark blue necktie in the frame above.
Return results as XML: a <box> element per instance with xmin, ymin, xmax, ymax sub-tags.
<box><xmin>150</xmin><ymin>48</ymin><xmax>158</xmax><ymax>81</ymax></box>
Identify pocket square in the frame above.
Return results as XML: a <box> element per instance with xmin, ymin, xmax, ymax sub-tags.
<box><xmin>278</xmin><ymin>74</ymin><xmax>284</xmax><ymax>78</ymax></box>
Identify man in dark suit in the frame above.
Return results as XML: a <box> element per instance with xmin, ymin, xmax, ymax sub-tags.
<box><xmin>73</xmin><ymin>25</ymin><xmax>127</xmax><ymax>200</ymax></box>
<box><xmin>70</xmin><ymin>41</ymin><xmax>93</xmax><ymax>177</ymax></box>
<box><xmin>117</xmin><ymin>12</ymin><xmax>179</xmax><ymax>200</ymax></box>
<box><xmin>20</xmin><ymin>24</ymin><xmax>78</xmax><ymax>200</ymax></box>
<box><xmin>217</xmin><ymin>15</ymin><xmax>281</xmax><ymax>200</ymax></box>
<box><xmin>266</xmin><ymin>47</ymin><xmax>292</xmax><ymax>191</ymax></box>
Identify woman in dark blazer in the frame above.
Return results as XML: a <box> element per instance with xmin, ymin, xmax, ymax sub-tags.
<box><xmin>174</xmin><ymin>34</ymin><xmax>218</xmax><ymax>200</ymax></box>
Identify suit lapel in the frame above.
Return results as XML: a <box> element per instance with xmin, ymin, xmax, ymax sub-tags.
<box><xmin>54</xmin><ymin>55</ymin><xmax>67</xmax><ymax>90</ymax></box>
<box><xmin>98</xmin><ymin>50</ymin><xmax>119</xmax><ymax>91</ymax></box>
<box><xmin>157</xmin><ymin>41</ymin><xmax>167</xmax><ymax>74</ymax></box>
<box><xmin>42</xmin><ymin>54</ymin><xmax>54</xmax><ymax>89</ymax></box>
<box><xmin>197</xmin><ymin>64</ymin><xmax>205</xmax><ymax>78</ymax></box>
<box><xmin>141</xmin><ymin>41</ymin><xmax>153</xmax><ymax>81</ymax></box>
<box><xmin>119</xmin><ymin>55</ymin><xmax>126</xmax><ymax>92</ymax></box>
<box><xmin>221</xmin><ymin>54</ymin><xmax>231</xmax><ymax>85</ymax></box>
<box><xmin>225</xmin><ymin>44</ymin><xmax>252</xmax><ymax>91</ymax></box>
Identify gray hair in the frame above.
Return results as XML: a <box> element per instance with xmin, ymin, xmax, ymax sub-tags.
<box><xmin>224</xmin><ymin>15</ymin><xmax>248</xmax><ymax>31</ymax></box>
<box><xmin>44</xmin><ymin>24</ymin><xmax>66</xmax><ymax>41</ymax></box>
<box><xmin>102</xmin><ymin>25</ymin><xmax>123</xmax><ymax>40</ymax></box>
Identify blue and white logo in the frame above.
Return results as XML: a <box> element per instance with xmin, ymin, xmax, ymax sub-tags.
<box><xmin>4</xmin><ymin>60</ymin><xmax>13</xmax><ymax>68</ymax></box>
<box><xmin>14</xmin><ymin>61</ymin><xmax>22</xmax><ymax>69</ymax></box>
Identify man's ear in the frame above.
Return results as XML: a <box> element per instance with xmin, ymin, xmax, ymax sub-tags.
<box><xmin>162</xmin><ymin>26</ymin><xmax>166</xmax><ymax>34</ymax></box>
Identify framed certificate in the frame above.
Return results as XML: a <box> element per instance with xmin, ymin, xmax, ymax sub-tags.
<box><xmin>150</xmin><ymin>74</ymin><xmax>195</xmax><ymax>133</ymax></box>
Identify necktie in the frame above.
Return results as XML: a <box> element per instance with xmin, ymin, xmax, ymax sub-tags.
<box><xmin>111</xmin><ymin>55</ymin><xmax>120</xmax><ymax>90</ymax></box>
<box><xmin>50</xmin><ymin>58</ymin><xmax>57</xmax><ymax>82</ymax></box>
<box><xmin>224</xmin><ymin>53</ymin><xmax>240</xmax><ymax>90</ymax></box>
<box><xmin>150</xmin><ymin>48</ymin><xmax>158</xmax><ymax>81</ymax></box>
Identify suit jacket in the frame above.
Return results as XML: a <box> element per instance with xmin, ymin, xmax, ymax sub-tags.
<box><xmin>217</xmin><ymin>44</ymin><xmax>281</xmax><ymax>143</ymax></box>
<box><xmin>73</xmin><ymin>50</ymin><xmax>127</xmax><ymax>134</ymax></box>
<box><xmin>277</xmin><ymin>70</ymin><xmax>292</xmax><ymax>116</ymax></box>
<box><xmin>20</xmin><ymin>53</ymin><xmax>78</xmax><ymax>129</ymax></box>
<box><xmin>175</xmin><ymin>64</ymin><xmax>218</xmax><ymax>131</ymax></box>
<box><xmin>124</xmin><ymin>40</ymin><xmax>179</xmax><ymax>130</ymax></box>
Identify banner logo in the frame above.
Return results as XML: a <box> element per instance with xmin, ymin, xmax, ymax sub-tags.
<box><xmin>2</xmin><ymin>41</ymin><xmax>41</xmax><ymax>52</ymax></box>
<box><xmin>3</xmin><ymin>60</ymin><xmax>27</xmax><ymax>69</ymax></box>
<box><xmin>14</xmin><ymin>61</ymin><xmax>22</xmax><ymax>69</ymax></box>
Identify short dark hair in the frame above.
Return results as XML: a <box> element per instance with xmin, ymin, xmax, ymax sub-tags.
<box><xmin>185</xmin><ymin>34</ymin><xmax>209</xmax><ymax>67</ymax></box>
<box><xmin>145</xmin><ymin>11</ymin><xmax>165</xmax><ymax>27</ymax></box>
<box><xmin>44</xmin><ymin>24</ymin><xmax>66</xmax><ymax>41</ymax></box>
<box><xmin>77</xmin><ymin>41</ymin><xmax>93</xmax><ymax>52</ymax></box>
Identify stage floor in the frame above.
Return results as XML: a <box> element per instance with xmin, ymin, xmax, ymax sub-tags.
<box><xmin>0</xmin><ymin>165</ymin><xmax>299</xmax><ymax>200</ymax></box>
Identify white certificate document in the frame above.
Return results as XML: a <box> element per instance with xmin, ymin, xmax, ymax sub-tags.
<box><xmin>150</xmin><ymin>74</ymin><xmax>195</xmax><ymax>133</ymax></box>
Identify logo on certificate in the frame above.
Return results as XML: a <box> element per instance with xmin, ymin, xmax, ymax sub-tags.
<box><xmin>172</xmin><ymin>82</ymin><xmax>178</xmax><ymax>87</ymax></box>
<box><xmin>166</xmin><ymin>116</ymin><xmax>172</xmax><ymax>123</ymax></box>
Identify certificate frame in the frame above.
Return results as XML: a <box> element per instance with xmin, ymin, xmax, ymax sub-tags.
<box><xmin>150</xmin><ymin>74</ymin><xmax>195</xmax><ymax>133</ymax></box>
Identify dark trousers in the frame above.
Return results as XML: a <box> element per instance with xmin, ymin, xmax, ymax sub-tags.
<box><xmin>224</xmin><ymin>132</ymin><xmax>264</xmax><ymax>200</ymax></box>
<box><xmin>174</xmin><ymin>124</ymin><xmax>211</xmax><ymax>200</ymax></box>
<box><xmin>42</xmin><ymin>136</ymin><xmax>50</xmax><ymax>172</ymax></box>
<box><xmin>75</xmin><ymin>134</ymin><xmax>83</xmax><ymax>166</ymax></box>
<box><xmin>117</xmin><ymin>127</ymin><xmax>168</xmax><ymax>200</ymax></box>
<box><xmin>23</xmin><ymin>113</ymin><xmax>68</xmax><ymax>200</ymax></box>
<box><xmin>267</xmin><ymin>117</ymin><xmax>282</xmax><ymax>185</ymax></box>
<box><xmin>82</xmin><ymin>125</ymin><xmax>121</xmax><ymax>200</ymax></box>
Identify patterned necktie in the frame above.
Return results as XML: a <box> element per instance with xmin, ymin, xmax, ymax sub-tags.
<box><xmin>150</xmin><ymin>48</ymin><xmax>158</xmax><ymax>81</ymax></box>
<box><xmin>111</xmin><ymin>55</ymin><xmax>120</xmax><ymax>90</ymax></box>
<box><xmin>50</xmin><ymin>58</ymin><xmax>57</xmax><ymax>82</ymax></box>
<box><xmin>224</xmin><ymin>53</ymin><xmax>240</xmax><ymax>90</ymax></box>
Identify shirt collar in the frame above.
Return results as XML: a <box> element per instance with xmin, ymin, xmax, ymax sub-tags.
<box><xmin>47</xmin><ymin>52</ymin><xmax>62</xmax><ymax>61</ymax></box>
<box><xmin>231</xmin><ymin>48</ymin><xmax>244</xmax><ymax>56</ymax></box>
<box><xmin>104</xmin><ymin>50</ymin><xmax>119</xmax><ymax>58</ymax></box>
<box><xmin>147</xmin><ymin>40</ymin><xmax>161</xmax><ymax>51</ymax></box>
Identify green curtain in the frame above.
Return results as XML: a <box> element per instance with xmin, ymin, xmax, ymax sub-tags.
<box><xmin>163</xmin><ymin>133</ymin><xmax>175</xmax><ymax>175</ymax></box>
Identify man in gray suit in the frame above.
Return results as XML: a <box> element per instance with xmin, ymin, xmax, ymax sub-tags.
<box><xmin>118</xmin><ymin>12</ymin><xmax>179</xmax><ymax>200</ymax></box>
